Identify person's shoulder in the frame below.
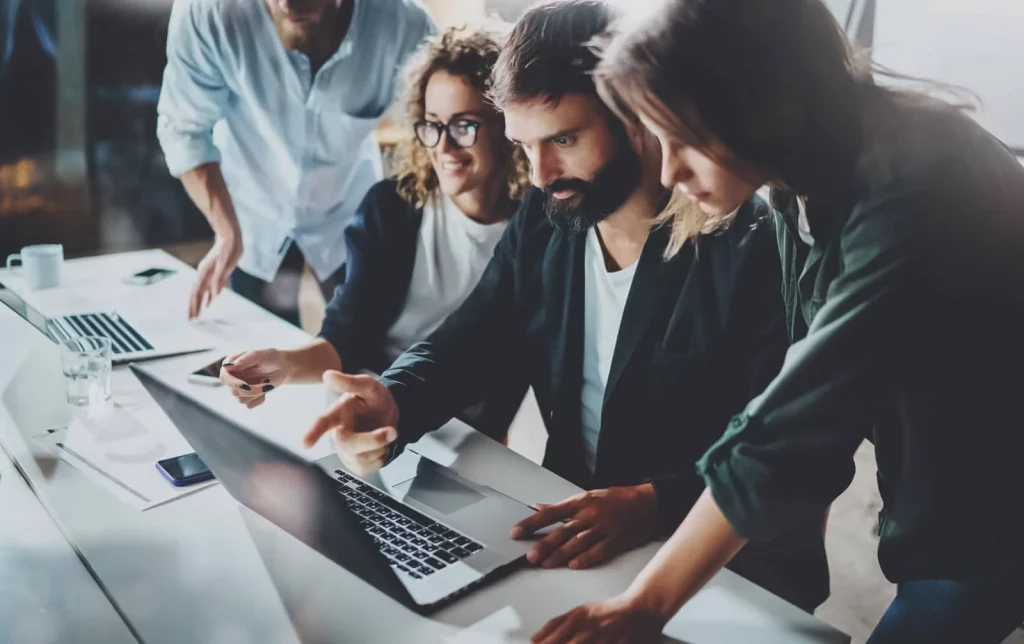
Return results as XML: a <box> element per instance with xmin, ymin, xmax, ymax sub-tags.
<box><xmin>735</xmin><ymin>193</ymin><xmax>776</xmax><ymax>231</ymax></box>
<box><xmin>171</xmin><ymin>0</ymin><xmax>217</xmax><ymax>13</ymax></box>
<box><xmin>483</xmin><ymin>187</ymin><xmax>553</xmax><ymax>262</ymax></box>
<box><xmin>168</xmin><ymin>0</ymin><xmax>215</xmax><ymax>27</ymax></box>
<box><xmin>360</xmin><ymin>0</ymin><xmax>436</xmax><ymax>38</ymax></box>
<box><xmin>360</xmin><ymin>179</ymin><xmax>419</xmax><ymax>218</ymax></box>
<box><xmin>169</xmin><ymin>0</ymin><xmax>256</xmax><ymax>39</ymax></box>
<box><xmin>858</xmin><ymin>97</ymin><xmax>1020</xmax><ymax>198</ymax></box>
<box><xmin>364</xmin><ymin>178</ymin><xmax>402</xmax><ymax>201</ymax></box>
<box><xmin>850</xmin><ymin>97</ymin><xmax>1024</xmax><ymax>242</ymax></box>
<box><xmin>709</xmin><ymin>193</ymin><xmax>777</xmax><ymax>255</ymax></box>
<box><xmin>173</xmin><ymin>0</ymin><xmax>242</xmax><ymax>21</ymax></box>
<box><xmin>395</xmin><ymin>0</ymin><xmax>436</xmax><ymax>26</ymax></box>
<box><xmin>508</xmin><ymin>187</ymin><xmax>555</xmax><ymax>239</ymax></box>
<box><xmin>382</xmin><ymin>0</ymin><xmax>435</xmax><ymax>23</ymax></box>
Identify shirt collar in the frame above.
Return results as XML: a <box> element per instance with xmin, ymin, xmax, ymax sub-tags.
<box><xmin>333</xmin><ymin>0</ymin><xmax>361</xmax><ymax>63</ymax></box>
<box><xmin>276</xmin><ymin>0</ymin><xmax>361</xmax><ymax>66</ymax></box>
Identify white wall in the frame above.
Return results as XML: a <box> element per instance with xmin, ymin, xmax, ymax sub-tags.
<box><xmin>873</xmin><ymin>0</ymin><xmax>1024</xmax><ymax>149</ymax></box>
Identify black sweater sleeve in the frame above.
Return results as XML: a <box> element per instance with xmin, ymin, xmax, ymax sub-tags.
<box><xmin>317</xmin><ymin>180</ymin><xmax>420</xmax><ymax>374</ymax></box>
<box><xmin>377</xmin><ymin>191</ymin><xmax>541</xmax><ymax>456</ymax></box>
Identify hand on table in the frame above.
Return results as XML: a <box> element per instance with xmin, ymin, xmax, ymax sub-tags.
<box><xmin>511</xmin><ymin>483</ymin><xmax>659</xmax><ymax>570</ymax></box>
<box><xmin>301</xmin><ymin>371</ymin><xmax>399</xmax><ymax>475</ymax></box>
<box><xmin>188</xmin><ymin>234</ymin><xmax>241</xmax><ymax>319</ymax></box>
<box><xmin>531</xmin><ymin>594</ymin><xmax>667</xmax><ymax>644</ymax></box>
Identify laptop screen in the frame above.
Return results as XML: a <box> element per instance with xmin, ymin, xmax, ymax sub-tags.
<box><xmin>0</xmin><ymin>281</ymin><xmax>54</xmax><ymax>342</ymax></box>
<box><xmin>130</xmin><ymin>365</ymin><xmax>415</xmax><ymax>609</ymax></box>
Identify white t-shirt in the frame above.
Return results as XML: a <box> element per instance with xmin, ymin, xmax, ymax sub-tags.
<box><xmin>384</xmin><ymin>193</ymin><xmax>508</xmax><ymax>361</ymax></box>
<box><xmin>580</xmin><ymin>227</ymin><xmax>639</xmax><ymax>473</ymax></box>
<box><xmin>796</xmin><ymin>195</ymin><xmax>815</xmax><ymax>246</ymax></box>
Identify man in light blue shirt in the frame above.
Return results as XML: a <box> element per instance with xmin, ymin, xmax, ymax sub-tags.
<box><xmin>157</xmin><ymin>0</ymin><xmax>435</xmax><ymax>324</ymax></box>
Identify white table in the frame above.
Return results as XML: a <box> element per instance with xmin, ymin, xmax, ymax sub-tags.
<box><xmin>0</xmin><ymin>442</ymin><xmax>137</xmax><ymax>644</ymax></box>
<box><xmin>0</xmin><ymin>250</ymin><xmax>850</xmax><ymax>644</ymax></box>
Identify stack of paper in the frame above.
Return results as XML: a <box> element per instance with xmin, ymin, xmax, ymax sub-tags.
<box><xmin>33</xmin><ymin>404</ymin><xmax>216</xmax><ymax>511</ymax></box>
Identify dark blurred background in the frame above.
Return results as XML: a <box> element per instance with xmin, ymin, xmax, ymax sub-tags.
<box><xmin>0</xmin><ymin>0</ymin><xmax>208</xmax><ymax>260</ymax></box>
<box><xmin>0</xmin><ymin>0</ymin><xmax>1020</xmax><ymax>261</ymax></box>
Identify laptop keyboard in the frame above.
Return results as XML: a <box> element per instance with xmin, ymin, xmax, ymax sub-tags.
<box><xmin>334</xmin><ymin>469</ymin><xmax>483</xmax><ymax>580</ymax></box>
<box><xmin>55</xmin><ymin>312</ymin><xmax>154</xmax><ymax>356</ymax></box>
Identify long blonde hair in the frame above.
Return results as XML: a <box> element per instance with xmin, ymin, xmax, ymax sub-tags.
<box><xmin>391</xmin><ymin>27</ymin><xmax>530</xmax><ymax>210</ymax></box>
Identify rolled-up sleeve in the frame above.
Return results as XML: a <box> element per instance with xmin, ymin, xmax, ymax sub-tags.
<box><xmin>696</xmin><ymin>178</ymin><xmax>924</xmax><ymax>543</ymax></box>
<box><xmin>156</xmin><ymin>0</ymin><xmax>229</xmax><ymax>177</ymax></box>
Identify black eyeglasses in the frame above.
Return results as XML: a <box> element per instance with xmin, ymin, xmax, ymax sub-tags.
<box><xmin>414</xmin><ymin>117</ymin><xmax>498</xmax><ymax>149</ymax></box>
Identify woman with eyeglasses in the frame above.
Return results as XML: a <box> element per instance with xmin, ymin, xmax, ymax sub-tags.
<box><xmin>219</xmin><ymin>28</ymin><xmax>529</xmax><ymax>438</ymax></box>
<box><xmin>531</xmin><ymin>0</ymin><xmax>1024</xmax><ymax>642</ymax></box>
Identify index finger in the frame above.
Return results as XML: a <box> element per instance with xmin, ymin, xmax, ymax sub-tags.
<box><xmin>512</xmin><ymin>498</ymin><xmax>582</xmax><ymax>538</ymax></box>
<box><xmin>220</xmin><ymin>351</ymin><xmax>246</xmax><ymax>371</ymax></box>
<box><xmin>219</xmin><ymin>365</ymin><xmax>254</xmax><ymax>389</ymax></box>
<box><xmin>532</xmin><ymin>608</ymin><xmax>584</xmax><ymax>644</ymax></box>
<box><xmin>303</xmin><ymin>400</ymin><xmax>347</xmax><ymax>448</ymax></box>
<box><xmin>188</xmin><ymin>278</ymin><xmax>206</xmax><ymax>320</ymax></box>
<box><xmin>211</xmin><ymin>262</ymin><xmax>229</xmax><ymax>297</ymax></box>
<box><xmin>303</xmin><ymin>393</ymin><xmax>365</xmax><ymax>448</ymax></box>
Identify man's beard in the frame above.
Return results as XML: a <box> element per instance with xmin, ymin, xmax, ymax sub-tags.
<box><xmin>268</xmin><ymin>3</ymin><xmax>334</xmax><ymax>52</ymax></box>
<box><xmin>542</xmin><ymin>129</ymin><xmax>643</xmax><ymax>235</ymax></box>
<box><xmin>273</xmin><ymin>18</ymin><xmax>315</xmax><ymax>51</ymax></box>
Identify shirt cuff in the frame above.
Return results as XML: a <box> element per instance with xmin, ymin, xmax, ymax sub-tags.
<box><xmin>696</xmin><ymin>413</ymin><xmax>778</xmax><ymax>543</ymax></box>
<box><xmin>157</xmin><ymin>123</ymin><xmax>221</xmax><ymax>177</ymax></box>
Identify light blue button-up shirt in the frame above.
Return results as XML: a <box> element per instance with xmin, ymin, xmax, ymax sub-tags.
<box><xmin>157</xmin><ymin>0</ymin><xmax>435</xmax><ymax>282</ymax></box>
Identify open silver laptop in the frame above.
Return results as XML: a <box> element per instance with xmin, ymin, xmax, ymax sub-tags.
<box><xmin>131</xmin><ymin>364</ymin><xmax>535</xmax><ymax>613</ymax></box>
<box><xmin>0</xmin><ymin>280</ymin><xmax>213</xmax><ymax>363</ymax></box>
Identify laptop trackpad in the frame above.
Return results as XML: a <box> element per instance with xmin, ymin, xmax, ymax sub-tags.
<box><xmin>391</xmin><ymin>465</ymin><xmax>485</xmax><ymax>516</ymax></box>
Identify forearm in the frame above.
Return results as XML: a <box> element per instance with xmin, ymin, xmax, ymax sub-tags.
<box><xmin>626</xmin><ymin>488</ymin><xmax>748</xmax><ymax>620</ymax></box>
<box><xmin>180</xmin><ymin>163</ymin><xmax>240</xmax><ymax>240</ymax></box>
<box><xmin>379</xmin><ymin>340</ymin><xmax>491</xmax><ymax>444</ymax></box>
<box><xmin>282</xmin><ymin>339</ymin><xmax>343</xmax><ymax>384</ymax></box>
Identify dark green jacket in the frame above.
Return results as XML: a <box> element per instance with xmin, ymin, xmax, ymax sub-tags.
<box><xmin>698</xmin><ymin>102</ymin><xmax>1024</xmax><ymax>583</ymax></box>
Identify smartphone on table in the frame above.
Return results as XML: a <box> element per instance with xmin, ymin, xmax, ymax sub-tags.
<box><xmin>156</xmin><ymin>452</ymin><xmax>214</xmax><ymax>487</ymax></box>
<box><xmin>124</xmin><ymin>267</ymin><xmax>176</xmax><ymax>286</ymax></box>
<box><xmin>187</xmin><ymin>357</ymin><xmax>225</xmax><ymax>387</ymax></box>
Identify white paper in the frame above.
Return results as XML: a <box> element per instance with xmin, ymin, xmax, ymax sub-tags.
<box><xmin>32</xmin><ymin>407</ymin><xmax>217</xmax><ymax>511</ymax></box>
<box><xmin>445</xmin><ymin>606</ymin><xmax>524</xmax><ymax>643</ymax></box>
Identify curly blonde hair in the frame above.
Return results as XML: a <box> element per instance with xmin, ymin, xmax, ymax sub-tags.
<box><xmin>392</xmin><ymin>27</ymin><xmax>531</xmax><ymax>210</ymax></box>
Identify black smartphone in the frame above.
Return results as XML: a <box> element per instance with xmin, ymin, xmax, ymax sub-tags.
<box><xmin>124</xmin><ymin>267</ymin><xmax>176</xmax><ymax>286</ymax></box>
<box><xmin>156</xmin><ymin>452</ymin><xmax>215</xmax><ymax>487</ymax></box>
<box><xmin>187</xmin><ymin>356</ymin><xmax>225</xmax><ymax>387</ymax></box>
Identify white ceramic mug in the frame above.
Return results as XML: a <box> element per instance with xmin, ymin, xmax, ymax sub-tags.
<box><xmin>6</xmin><ymin>244</ymin><xmax>64</xmax><ymax>290</ymax></box>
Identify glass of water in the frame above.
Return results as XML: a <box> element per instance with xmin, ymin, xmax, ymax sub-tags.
<box><xmin>60</xmin><ymin>336</ymin><xmax>112</xmax><ymax>407</ymax></box>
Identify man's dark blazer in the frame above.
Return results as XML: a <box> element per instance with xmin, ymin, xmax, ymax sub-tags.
<box><xmin>380</xmin><ymin>187</ymin><xmax>830</xmax><ymax>611</ymax></box>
